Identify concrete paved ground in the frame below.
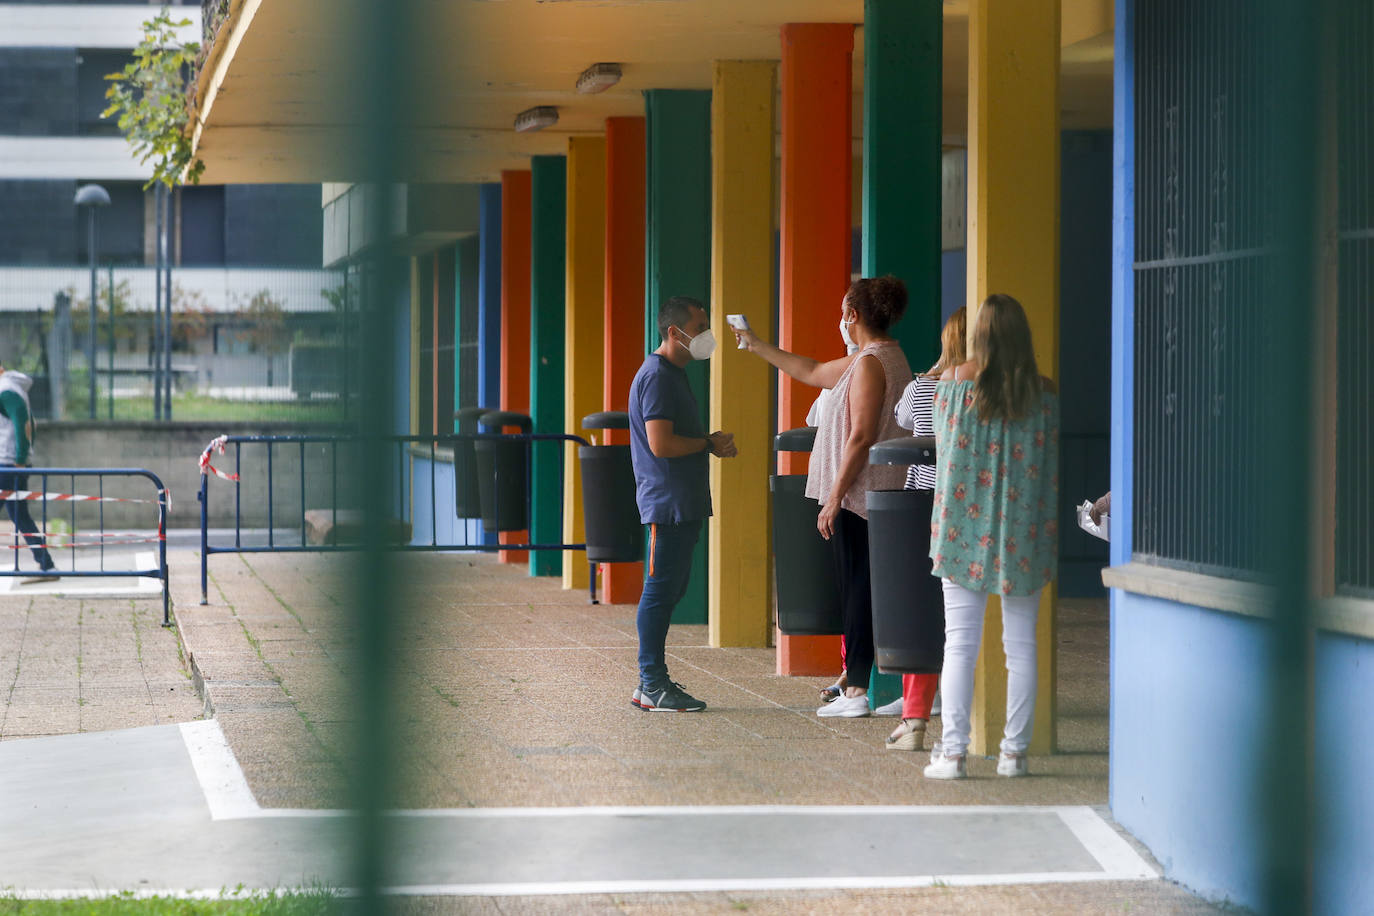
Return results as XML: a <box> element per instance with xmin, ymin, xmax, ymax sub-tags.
<box><xmin>0</xmin><ymin>585</ymin><xmax>202</xmax><ymax>740</ymax></box>
<box><xmin>176</xmin><ymin>550</ymin><xmax>1114</xmax><ymax>810</ymax></box>
<box><xmin>0</xmin><ymin>547</ymin><xmax>1229</xmax><ymax>911</ymax></box>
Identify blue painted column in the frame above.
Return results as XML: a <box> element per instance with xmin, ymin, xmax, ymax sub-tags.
<box><xmin>1107</xmin><ymin>0</ymin><xmax>1137</xmax><ymax>846</ymax></box>
<box><xmin>644</xmin><ymin>88</ymin><xmax>711</xmax><ymax>625</ymax></box>
<box><xmin>529</xmin><ymin>155</ymin><xmax>567</xmax><ymax>577</ymax></box>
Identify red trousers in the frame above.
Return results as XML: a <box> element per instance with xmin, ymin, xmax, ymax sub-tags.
<box><xmin>902</xmin><ymin>672</ymin><xmax>940</xmax><ymax>719</ymax></box>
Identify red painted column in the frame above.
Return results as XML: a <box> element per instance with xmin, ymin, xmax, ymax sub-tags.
<box><xmin>777</xmin><ymin>23</ymin><xmax>853</xmax><ymax>676</ymax></box>
<box><xmin>499</xmin><ymin>169</ymin><xmax>532</xmax><ymax>564</ymax></box>
<box><xmin>601</xmin><ymin>116</ymin><xmax>647</xmax><ymax>605</ymax></box>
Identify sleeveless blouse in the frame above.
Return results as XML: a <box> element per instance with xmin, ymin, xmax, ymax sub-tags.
<box><xmin>930</xmin><ymin>380</ymin><xmax>1059</xmax><ymax>596</ymax></box>
<box><xmin>805</xmin><ymin>341</ymin><xmax>911</xmax><ymax>520</ymax></box>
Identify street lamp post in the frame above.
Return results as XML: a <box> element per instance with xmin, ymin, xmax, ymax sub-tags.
<box><xmin>74</xmin><ymin>184</ymin><xmax>111</xmax><ymax>420</ymax></box>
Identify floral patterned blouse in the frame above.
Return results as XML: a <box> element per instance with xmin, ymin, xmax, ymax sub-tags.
<box><xmin>930</xmin><ymin>380</ymin><xmax>1059</xmax><ymax>596</ymax></box>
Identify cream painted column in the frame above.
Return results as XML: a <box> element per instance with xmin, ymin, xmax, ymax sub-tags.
<box><xmin>966</xmin><ymin>0</ymin><xmax>1060</xmax><ymax>757</ymax></box>
<box><xmin>708</xmin><ymin>60</ymin><xmax>777</xmax><ymax>649</ymax></box>
<box><xmin>562</xmin><ymin>136</ymin><xmax>607</xmax><ymax>590</ymax></box>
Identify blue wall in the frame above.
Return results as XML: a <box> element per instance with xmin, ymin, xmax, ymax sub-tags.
<box><xmin>1109</xmin><ymin>592</ymin><xmax>1270</xmax><ymax>909</ymax></box>
<box><xmin>1107</xmin><ymin>1</ymin><xmax>1374</xmax><ymax>911</ymax></box>
<box><xmin>1313</xmin><ymin>631</ymin><xmax>1374</xmax><ymax>913</ymax></box>
<box><xmin>1111</xmin><ymin>592</ymin><xmax>1374</xmax><ymax>914</ymax></box>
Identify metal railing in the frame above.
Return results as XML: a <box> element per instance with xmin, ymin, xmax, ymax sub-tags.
<box><xmin>196</xmin><ymin>432</ymin><xmax>591</xmax><ymax>605</ymax></box>
<box><xmin>0</xmin><ymin>468</ymin><xmax>171</xmax><ymax>625</ymax></box>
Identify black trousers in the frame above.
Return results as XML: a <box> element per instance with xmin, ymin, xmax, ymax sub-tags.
<box><xmin>830</xmin><ymin>507</ymin><xmax>874</xmax><ymax>688</ymax></box>
<box><xmin>0</xmin><ymin>470</ymin><xmax>54</xmax><ymax>571</ymax></box>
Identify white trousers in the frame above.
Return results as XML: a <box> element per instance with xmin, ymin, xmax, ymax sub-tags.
<box><xmin>938</xmin><ymin>579</ymin><xmax>1042</xmax><ymax>758</ymax></box>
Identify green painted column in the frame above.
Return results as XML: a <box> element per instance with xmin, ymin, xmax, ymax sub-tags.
<box><xmin>863</xmin><ymin>0</ymin><xmax>942</xmax><ymax>705</ymax></box>
<box><xmin>645</xmin><ymin>89</ymin><xmax>711</xmax><ymax>625</ymax></box>
<box><xmin>863</xmin><ymin>0</ymin><xmax>942</xmax><ymax>372</ymax></box>
<box><xmin>530</xmin><ymin>154</ymin><xmax>567</xmax><ymax>577</ymax></box>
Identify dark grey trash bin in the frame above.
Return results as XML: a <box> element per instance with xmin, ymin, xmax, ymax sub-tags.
<box><xmin>867</xmin><ymin>436</ymin><xmax>944</xmax><ymax>674</ymax></box>
<box><xmin>474</xmin><ymin>410</ymin><xmax>532</xmax><ymax>532</ymax></box>
<box><xmin>579</xmin><ymin>411</ymin><xmax>642</xmax><ymax>564</ymax></box>
<box><xmin>771</xmin><ymin>427</ymin><xmax>843</xmax><ymax>636</ymax></box>
<box><xmin>453</xmin><ymin>406</ymin><xmax>489</xmax><ymax>518</ymax></box>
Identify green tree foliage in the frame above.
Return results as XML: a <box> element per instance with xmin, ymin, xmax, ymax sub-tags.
<box><xmin>102</xmin><ymin>6</ymin><xmax>204</xmax><ymax>189</ymax></box>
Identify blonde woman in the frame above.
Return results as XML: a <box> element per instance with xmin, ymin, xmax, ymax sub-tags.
<box><xmin>924</xmin><ymin>295</ymin><xmax>1058</xmax><ymax>779</ymax></box>
<box><xmin>883</xmin><ymin>307</ymin><xmax>966</xmax><ymax>751</ymax></box>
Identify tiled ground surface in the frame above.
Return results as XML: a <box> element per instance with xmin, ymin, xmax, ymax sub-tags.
<box><xmin>392</xmin><ymin>884</ymin><xmax>1228</xmax><ymax>915</ymax></box>
<box><xmin>2</xmin><ymin>548</ymin><xmax>1227</xmax><ymax>912</ymax></box>
<box><xmin>0</xmin><ymin>591</ymin><xmax>202</xmax><ymax>740</ymax></box>
<box><xmin>170</xmin><ymin>550</ymin><xmax>1115</xmax><ymax>810</ymax></box>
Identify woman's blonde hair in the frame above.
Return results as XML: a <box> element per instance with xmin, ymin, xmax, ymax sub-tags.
<box><xmin>971</xmin><ymin>294</ymin><xmax>1041</xmax><ymax>421</ymax></box>
<box><xmin>925</xmin><ymin>306</ymin><xmax>968</xmax><ymax>377</ymax></box>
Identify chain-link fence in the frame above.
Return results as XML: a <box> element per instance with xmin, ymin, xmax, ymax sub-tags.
<box><xmin>0</xmin><ymin>264</ymin><xmax>358</xmax><ymax>423</ymax></box>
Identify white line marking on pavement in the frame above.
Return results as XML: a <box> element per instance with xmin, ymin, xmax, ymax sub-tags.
<box><xmin>177</xmin><ymin>721</ymin><xmax>1160</xmax><ymax>895</ymax></box>
<box><xmin>6</xmin><ymin>871</ymin><xmax>1153</xmax><ymax>901</ymax></box>
<box><xmin>179</xmin><ymin>720</ymin><xmax>262</xmax><ymax>819</ymax></box>
<box><xmin>384</xmin><ymin>872</ymin><xmax>1154</xmax><ymax>897</ymax></box>
<box><xmin>1056</xmin><ymin>806</ymin><xmax>1160</xmax><ymax>879</ymax></box>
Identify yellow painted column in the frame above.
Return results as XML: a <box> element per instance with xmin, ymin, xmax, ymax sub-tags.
<box><xmin>965</xmin><ymin>0</ymin><xmax>1060</xmax><ymax>757</ymax></box>
<box><xmin>562</xmin><ymin>136</ymin><xmax>607</xmax><ymax>590</ymax></box>
<box><xmin>709</xmin><ymin>60</ymin><xmax>777</xmax><ymax>649</ymax></box>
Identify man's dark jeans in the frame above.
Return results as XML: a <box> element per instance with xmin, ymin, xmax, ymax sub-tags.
<box><xmin>0</xmin><ymin>470</ymin><xmax>54</xmax><ymax>571</ymax></box>
<box><xmin>636</xmin><ymin>519</ymin><xmax>702</xmax><ymax>689</ymax></box>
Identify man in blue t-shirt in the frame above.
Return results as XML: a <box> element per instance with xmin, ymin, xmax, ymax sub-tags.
<box><xmin>628</xmin><ymin>296</ymin><xmax>736</xmax><ymax>712</ymax></box>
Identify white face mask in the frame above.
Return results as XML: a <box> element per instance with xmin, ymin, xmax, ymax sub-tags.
<box><xmin>677</xmin><ymin>327</ymin><xmax>716</xmax><ymax>361</ymax></box>
<box><xmin>839</xmin><ymin>313</ymin><xmax>857</xmax><ymax>351</ymax></box>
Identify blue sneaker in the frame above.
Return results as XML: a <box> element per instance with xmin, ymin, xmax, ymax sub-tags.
<box><xmin>637</xmin><ymin>680</ymin><xmax>706</xmax><ymax>712</ymax></box>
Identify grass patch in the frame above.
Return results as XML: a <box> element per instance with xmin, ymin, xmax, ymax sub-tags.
<box><xmin>0</xmin><ymin>888</ymin><xmax>341</xmax><ymax>914</ymax></box>
<box><xmin>75</xmin><ymin>394</ymin><xmax>348</xmax><ymax>424</ymax></box>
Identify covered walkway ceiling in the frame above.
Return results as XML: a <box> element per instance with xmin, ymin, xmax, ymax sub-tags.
<box><xmin>192</xmin><ymin>0</ymin><xmax>1113</xmax><ymax>184</ymax></box>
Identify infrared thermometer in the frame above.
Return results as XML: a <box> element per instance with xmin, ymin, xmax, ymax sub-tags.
<box><xmin>726</xmin><ymin>314</ymin><xmax>751</xmax><ymax>348</ymax></box>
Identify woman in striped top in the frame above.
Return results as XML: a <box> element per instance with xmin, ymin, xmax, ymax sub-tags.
<box><xmin>883</xmin><ymin>307</ymin><xmax>966</xmax><ymax>751</ymax></box>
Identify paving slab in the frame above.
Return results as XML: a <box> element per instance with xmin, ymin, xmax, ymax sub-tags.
<box><xmin>0</xmin><ymin>721</ymin><xmax>1163</xmax><ymax>900</ymax></box>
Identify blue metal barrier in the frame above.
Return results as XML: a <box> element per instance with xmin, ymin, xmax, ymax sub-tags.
<box><xmin>196</xmin><ymin>432</ymin><xmax>591</xmax><ymax>605</ymax></box>
<box><xmin>0</xmin><ymin>468</ymin><xmax>171</xmax><ymax>625</ymax></box>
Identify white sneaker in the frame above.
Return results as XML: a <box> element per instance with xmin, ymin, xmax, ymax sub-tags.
<box><xmin>930</xmin><ymin>690</ymin><xmax>941</xmax><ymax>717</ymax></box>
<box><xmin>873</xmin><ymin>697</ymin><xmax>903</xmax><ymax>716</ymax></box>
<box><xmin>997</xmin><ymin>751</ymin><xmax>1029</xmax><ymax>777</ymax></box>
<box><xmin>816</xmin><ymin>694</ymin><xmax>871</xmax><ymax>718</ymax></box>
<box><xmin>923</xmin><ymin>750</ymin><xmax>966</xmax><ymax>779</ymax></box>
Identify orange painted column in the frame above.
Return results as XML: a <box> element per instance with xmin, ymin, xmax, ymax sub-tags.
<box><xmin>499</xmin><ymin>169</ymin><xmax>532</xmax><ymax>564</ymax></box>
<box><xmin>776</xmin><ymin>23</ymin><xmax>854</xmax><ymax>676</ymax></box>
<box><xmin>601</xmin><ymin>116</ymin><xmax>647</xmax><ymax>604</ymax></box>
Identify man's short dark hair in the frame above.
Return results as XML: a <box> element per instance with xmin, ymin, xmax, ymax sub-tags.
<box><xmin>656</xmin><ymin>296</ymin><xmax>706</xmax><ymax>342</ymax></box>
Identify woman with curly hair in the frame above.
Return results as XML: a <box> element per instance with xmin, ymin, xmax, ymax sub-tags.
<box><xmin>923</xmin><ymin>294</ymin><xmax>1058</xmax><ymax>779</ymax></box>
<box><xmin>733</xmin><ymin>276</ymin><xmax>912</xmax><ymax>718</ymax></box>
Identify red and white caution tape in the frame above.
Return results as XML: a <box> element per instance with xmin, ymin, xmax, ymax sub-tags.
<box><xmin>0</xmin><ymin>489</ymin><xmax>159</xmax><ymax>505</ymax></box>
<box><xmin>199</xmin><ymin>435</ymin><xmax>240</xmax><ymax>482</ymax></box>
<box><xmin>2</xmin><ymin>535</ymin><xmax>164</xmax><ymax>550</ymax></box>
<box><xmin>4</xmin><ymin>530</ymin><xmax>164</xmax><ymax>543</ymax></box>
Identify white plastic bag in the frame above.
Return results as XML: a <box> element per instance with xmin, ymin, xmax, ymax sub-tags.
<box><xmin>1076</xmin><ymin>500</ymin><xmax>1109</xmax><ymax>542</ymax></box>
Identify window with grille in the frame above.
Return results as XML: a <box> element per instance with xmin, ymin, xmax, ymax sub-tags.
<box><xmin>1132</xmin><ymin>1</ymin><xmax>1273</xmax><ymax>578</ymax></box>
